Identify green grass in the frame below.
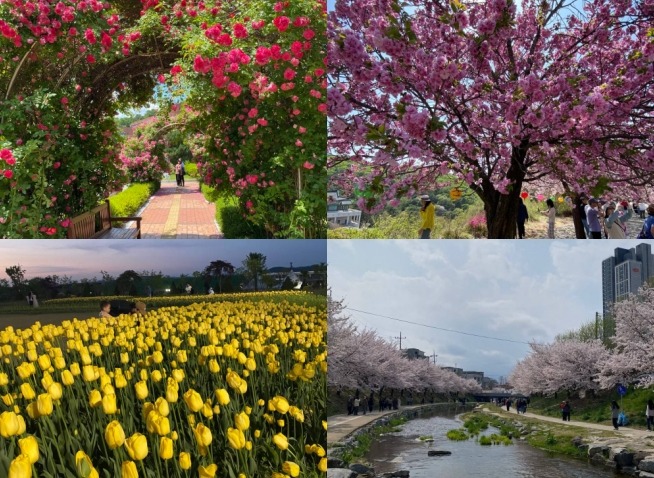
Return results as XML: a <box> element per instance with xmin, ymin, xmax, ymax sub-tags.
<box><xmin>463</xmin><ymin>415</ymin><xmax>490</xmax><ymax>435</ymax></box>
<box><xmin>446</xmin><ymin>429</ymin><xmax>469</xmax><ymax>441</ymax></box>
<box><xmin>200</xmin><ymin>184</ymin><xmax>267</xmax><ymax>238</ymax></box>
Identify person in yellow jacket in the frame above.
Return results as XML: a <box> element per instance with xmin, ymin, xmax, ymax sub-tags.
<box><xmin>418</xmin><ymin>194</ymin><xmax>435</xmax><ymax>238</ymax></box>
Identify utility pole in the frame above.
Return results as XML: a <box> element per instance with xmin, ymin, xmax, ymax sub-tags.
<box><xmin>394</xmin><ymin>332</ymin><xmax>406</xmax><ymax>350</ymax></box>
<box><xmin>428</xmin><ymin>351</ymin><xmax>438</xmax><ymax>364</ymax></box>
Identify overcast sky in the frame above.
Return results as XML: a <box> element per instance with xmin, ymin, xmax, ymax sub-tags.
<box><xmin>0</xmin><ymin>240</ymin><xmax>326</xmax><ymax>281</ymax></box>
<box><xmin>328</xmin><ymin>240</ymin><xmax>646</xmax><ymax>380</ymax></box>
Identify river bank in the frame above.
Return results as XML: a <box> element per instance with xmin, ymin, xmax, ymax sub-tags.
<box><xmin>327</xmin><ymin>404</ymin><xmax>654</xmax><ymax>477</ymax></box>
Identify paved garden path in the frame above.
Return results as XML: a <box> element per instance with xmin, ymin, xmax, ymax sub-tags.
<box><xmin>138</xmin><ymin>179</ymin><xmax>222</xmax><ymax>239</ymax></box>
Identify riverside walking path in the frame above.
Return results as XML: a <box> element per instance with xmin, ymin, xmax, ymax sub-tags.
<box><xmin>138</xmin><ymin>179</ymin><xmax>222</xmax><ymax>239</ymax></box>
<box><xmin>494</xmin><ymin>406</ymin><xmax>654</xmax><ymax>440</ymax></box>
<box><xmin>328</xmin><ymin>405</ymin><xmax>429</xmax><ymax>445</ymax></box>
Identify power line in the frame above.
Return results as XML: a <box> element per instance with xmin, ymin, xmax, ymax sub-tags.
<box><xmin>345</xmin><ymin>306</ymin><xmax>532</xmax><ymax>345</ymax></box>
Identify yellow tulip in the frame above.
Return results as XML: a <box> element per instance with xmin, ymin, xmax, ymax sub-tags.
<box><xmin>62</xmin><ymin>370</ymin><xmax>75</xmax><ymax>386</ymax></box>
<box><xmin>125</xmin><ymin>433</ymin><xmax>148</xmax><ymax>461</ymax></box>
<box><xmin>155</xmin><ymin>397</ymin><xmax>170</xmax><ymax>416</ymax></box>
<box><xmin>102</xmin><ymin>394</ymin><xmax>117</xmax><ymax>415</ymax></box>
<box><xmin>0</xmin><ymin>373</ymin><xmax>7</xmax><ymax>385</ymax></box>
<box><xmin>159</xmin><ymin>436</ymin><xmax>173</xmax><ymax>460</ymax></box>
<box><xmin>272</xmin><ymin>433</ymin><xmax>288</xmax><ymax>450</ymax></box>
<box><xmin>82</xmin><ymin>365</ymin><xmax>98</xmax><ymax>382</ymax></box>
<box><xmin>215</xmin><ymin>388</ymin><xmax>230</xmax><ymax>406</ymax></box>
<box><xmin>269</xmin><ymin>396</ymin><xmax>289</xmax><ymax>414</ymax></box>
<box><xmin>172</xmin><ymin>369</ymin><xmax>184</xmax><ymax>382</ymax></box>
<box><xmin>176</xmin><ymin>350</ymin><xmax>187</xmax><ymax>363</ymax></box>
<box><xmin>194</xmin><ymin>423</ymin><xmax>213</xmax><ymax>446</ymax></box>
<box><xmin>26</xmin><ymin>402</ymin><xmax>40</xmax><ymax>420</ymax></box>
<box><xmin>318</xmin><ymin>457</ymin><xmax>327</xmax><ymax>472</ymax></box>
<box><xmin>53</xmin><ymin>356</ymin><xmax>66</xmax><ymax>369</ymax></box>
<box><xmin>0</xmin><ymin>411</ymin><xmax>20</xmax><ymax>437</ymax></box>
<box><xmin>226</xmin><ymin>427</ymin><xmax>246</xmax><ymax>450</ymax></box>
<box><xmin>179</xmin><ymin>452</ymin><xmax>191</xmax><ymax>470</ymax></box>
<box><xmin>120</xmin><ymin>352</ymin><xmax>129</xmax><ymax>364</ymax></box>
<box><xmin>20</xmin><ymin>383</ymin><xmax>36</xmax><ymax>400</ymax></box>
<box><xmin>88</xmin><ymin>390</ymin><xmax>102</xmax><ymax>408</ymax></box>
<box><xmin>183</xmin><ymin>389</ymin><xmax>203</xmax><ymax>412</ymax></box>
<box><xmin>201</xmin><ymin>403</ymin><xmax>213</xmax><ymax>418</ymax></box>
<box><xmin>38</xmin><ymin>354</ymin><xmax>51</xmax><ymax>371</ymax></box>
<box><xmin>245</xmin><ymin>357</ymin><xmax>256</xmax><ymax>371</ymax></box>
<box><xmin>8</xmin><ymin>453</ymin><xmax>32</xmax><ymax>478</ymax></box>
<box><xmin>282</xmin><ymin>461</ymin><xmax>300</xmax><ymax>477</ymax></box>
<box><xmin>105</xmin><ymin>420</ymin><xmax>126</xmax><ymax>449</ymax></box>
<box><xmin>226</xmin><ymin>371</ymin><xmax>247</xmax><ymax>394</ymax></box>
<box><xmin>75</xmin><ymin>450</ymin><xmax>99</xmax><ymax>478</ymax></box>
<box><xmin>134</xmin><ymin>381</ymin><xmax>148</xmax><ymax>400</ymax></box>
<box><xmin>70</xmin><ymin>362</ymin><xmax>81</xmax><ymax>376</ymax></box>
<box><xmin>208</xmin><ymin>359</ymin><xmax>220</xmax><ymax>373</ymax></box>
<box><xmin>289</xmin><ymin>406</ymin><xmax>304</xmax><ymax>423</ymax></box>
<box><xmin>115</xmin><ymin>374</ymin><xmax>128</xmax><ymax>388</ymax></box>
<box><xmin>48</xmin><ymin>383</ymin><xmax>63</xmax><ymax>400</ymax></box>
<box><xmin>234</xmin><ymin>411</ymin><xmax>250</xmax><ymax>431</ymax></box>
<box><xmin>36</xmin><ymin>393</ymin><xmax>53</xmax><ymax>416</ymax></box>
<box><xmin>121</xmin><ymin>461</ymin><xmax>138</xmax><ymax>478</ymax></box>
<box><xmin>198</xmin><ymin>464</ymin><xmax>218</xmax><ymax>478</ymax></box>
<box><xmin>18</xmin><ymin>435</ymin><xmax>39</xmax><ymax>464</ymax></box>
<box><xmin>16</xmin><ymin>415</ymin><xmax>26</xmax><ymax>435</ymax></box>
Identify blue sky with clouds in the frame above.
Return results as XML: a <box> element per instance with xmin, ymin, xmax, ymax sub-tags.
<box><xmin>0</xmin><ymin>240</ymin><xmax>326</xmax><ymax>281</ymax></box>
<box><xmin>328</xmin><ymin>240</ymin><xmax>645</xmax><ymax>380</ymax></box>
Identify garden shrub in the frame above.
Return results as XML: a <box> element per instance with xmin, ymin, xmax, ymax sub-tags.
<box><xmin>184</xmin><ymin>162</ymin><xmax>198</xmax><ymax>178</ymax></box>
<box><xmin>220</xmin><ymin>205</ymin><xmax>267</xmax><ymax>239</ymax></box>
<box><xmin>108</xmin><ymin>182</ymin><xmax>159</xmax><ymax>219</ymax></box>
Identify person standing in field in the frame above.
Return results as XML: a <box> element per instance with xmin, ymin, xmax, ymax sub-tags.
<box><xmin>646</xmin><ymin>400</ymin><xmax>654</xmax><ymax>431</ymax></box>
<box><xmin>541</xmin><ymin>198</ymin><xmax>556</xmax><ymax>239</ymax></box>
<box><xmin>611</xmin><ymin>401</ymin><xmax>620</xmax><ymax>430</ymax></box>
<box><xmin>418</xmin><ymin>194</ymin><xmax>435</xmax><ymax>239</ymax></box>
<box><xmin>586</xmin><ymin>198</ymin><xmax>603</xmax><ymax>239</ymax></box>
<box><xmin>517</xmin><ymin>198</ymin><xmax>529</xmax><ymax>239</ymax></box>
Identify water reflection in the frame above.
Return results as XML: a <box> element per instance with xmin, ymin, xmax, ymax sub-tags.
<box><xmin>365</xmin><ymin>410</ymin><xmax>620</xmax><ymax>477</ymax></box>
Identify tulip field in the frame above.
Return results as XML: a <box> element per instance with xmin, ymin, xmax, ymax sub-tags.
<box><xmin>0</xmin><ymin>292</ymin><xmax>327</xmax><ymax>477</ymax></box>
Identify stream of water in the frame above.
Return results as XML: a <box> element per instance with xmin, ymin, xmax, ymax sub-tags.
<box><xmin>365</xmin><ymin>410</ymin><xmax>620</xmax><ymax>477</ymax></box>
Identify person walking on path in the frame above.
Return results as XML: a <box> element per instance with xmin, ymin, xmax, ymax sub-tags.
<box><xmin>562</xmin><ymin>401</ymin><xmax>571</xmax><ymax>421</ymax></box>
<box><xmin>579</xmin><ymin>195</ymin><xmax>590</xmax><ymax>238</ymax></box>
<box><xmin>611</xmin><ymin>401</ymin><xmax>621</xmax><ymax>430</ymax></box>
<box><xmin>586</xmin><ymin>198</ymin><xmax>603</xmax><ymax>239</ymax></box>
<box><xmin>368</xmin><ymin>394</ymin><xmax>374</xmax><ymax>414</ymax></box>
<box><xmin>360</xmin><ymin>395</ymin><xmax>367</xmax><ymax>415</ymax></box>
<box><xmin>175</xmin><ymin>159</ymin><xmax>184</xmax><ymax>187</ymax></box>
<box><xmin>647</xmin><ymin>400</ymin><xmax>654</xmax><ymax>431</ymax></box>
<box><xmin>604</xmin><ymin>202</ymin><xmax>632</xmax><ymax>239</ymax></box>
<box><xmin>418</xmin><ymin>194</ymin><xmax>435</xmax><ymax>239</ymax></box>
<box><xmin>541</xmin><ymin>198</ymin><xmax>556</xmax><ymax>239</ymax></box>
<box><xmin>517</xmin><ymin>198</ymin><xmax>529</xmax><ymax>239</ymax></box>
<box><xmin>353</xmin><ymin>397</ymin><xmax>360</xmax><ymax>416</ymax></box>
<box><xmin>638</xmin><ymin>205</ymin><xmax>654</xmax><ymax>239</ymax></box>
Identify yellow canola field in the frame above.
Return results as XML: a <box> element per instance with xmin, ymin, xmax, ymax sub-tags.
<box><xmin>0</xmin><ymin>294</ymin><xmax>327</xmax><ymax>478</ymax></box>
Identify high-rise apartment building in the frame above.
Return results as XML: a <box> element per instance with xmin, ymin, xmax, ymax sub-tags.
<box><xmin>602</xmin><ymin>243</ymin><xmax>654</xmax><ymax>317</ymax></box>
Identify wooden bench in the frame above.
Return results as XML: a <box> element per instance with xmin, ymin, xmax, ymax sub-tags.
<box><xmin>67</xmin><ymin>200</ymin><xmax>142</xmax><ymax>239</ymax></box>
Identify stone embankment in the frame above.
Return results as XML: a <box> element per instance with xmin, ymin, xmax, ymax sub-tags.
<box><xmin>494</xmin><ymin>408</ymin><xmax>654</xmax><ymax>476</ymax></box>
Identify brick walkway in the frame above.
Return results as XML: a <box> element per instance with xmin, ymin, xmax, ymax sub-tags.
<box><xmin>138</xmin><ymin>179</ymin><xmax>222</xmax><ymax>239</ymax></box>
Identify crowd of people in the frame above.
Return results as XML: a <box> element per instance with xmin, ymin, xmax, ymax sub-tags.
<box><xmin>524</xmin><ymin>195</ymin><xmax>654</xmax><ymax>239</ymax></box>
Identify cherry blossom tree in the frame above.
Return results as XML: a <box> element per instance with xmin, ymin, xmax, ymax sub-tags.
<box><xmin>509</xmin><ymin>339</ymin><xmax>609</xmax><ymax>395</ymax></box>
<box><xmin>328</xmin><ymin>0</ymin><xmax>654</xmax><ymax>238</ymax></box>
<box><xmin>599</xmin><ymin>286</ymin><xmax>654</xmax><ymax>388</ymax></box>
<box><xmin>328</xmin><ymin>295</ymin><xmax>481</xmax><ymax>393</ymax></box>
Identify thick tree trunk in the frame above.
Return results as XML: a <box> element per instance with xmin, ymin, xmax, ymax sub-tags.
<box><xmin>482</xmin><ymin>187</ymin><xmax>522</xmax><ymax>239</ymax></box>
<box><xmin>572</xmin><ymin>194</ymin><xmax>587</xmax><ymax>239</ymax></box>
<box><xmin>476</xmin><ymin>142</ymin><xmax>529</xmax><ymax>239</ymax></box>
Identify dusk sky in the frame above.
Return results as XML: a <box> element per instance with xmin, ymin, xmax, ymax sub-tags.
<box><xmin>0</xmin><ymin>240</ymin><xmax>326</xmax><ymax>280</ymax></box>
<box><xmin>328</xmin><ymin>240</ymin><xmax>645</xmax><ymax>380</ymax></box>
